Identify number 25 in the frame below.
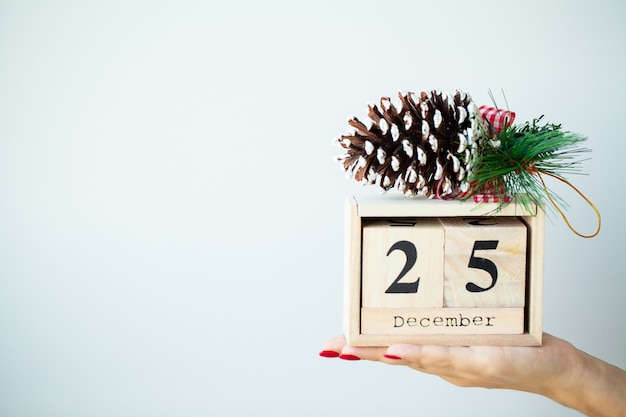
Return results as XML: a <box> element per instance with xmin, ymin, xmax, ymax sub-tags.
<box><xmin>384</xmin><ymin>239</ymin><xmax>500</xmax><ymax>294</ymax></box>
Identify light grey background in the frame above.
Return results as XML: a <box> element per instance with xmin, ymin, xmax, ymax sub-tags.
<box><xmin>1</xmin><ymin>1</ymin><xmax>624</xmax><ymax>416</ymax></box>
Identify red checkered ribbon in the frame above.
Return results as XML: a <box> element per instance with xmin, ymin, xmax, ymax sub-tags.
<box><xmin>478</xmin><ymin>105</ymin><xmax>515</xmax><ymax>134</ymax></box>
<box><xmin>472</xmin><ymin>194</ymin><xmax>513</xmax><ymax>203</ymax></box>
<box><xmin>472</xmin><ymin>106</ymin><xmax>515</xmax><ymax>204</ymax></box>
<box><xmin>471</xmin><ymin>181</ymin><xmax>512</xmax><ymax>204</ymax></box>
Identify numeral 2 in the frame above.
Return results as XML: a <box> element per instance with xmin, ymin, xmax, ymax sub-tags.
<box><xmin>384</xmin><ymin>240</ymin><xmax>420</xmax><ymax>293</ymax></box>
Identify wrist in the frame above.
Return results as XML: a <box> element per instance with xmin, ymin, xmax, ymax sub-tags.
<box><xmin>543</xmin><ymin>345</ymin><xmax>590</xmax><ymax>407</ymax></box>
<box><xmin>548</xmin><ymin>348</ymin><xmax>626</xmax><ymax>417</ymax></box>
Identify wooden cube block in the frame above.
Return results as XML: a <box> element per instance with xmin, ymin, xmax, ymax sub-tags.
<box><xmin>362</xmin><ymin>218</ymin><xmax>444</xmax><ymax>309</ymax></box>
<box><xmin>343</xmin><ymin>194</ymin><xmax>545</xmax><ymax>347</ymax></box>
<box><xmin>360</xmin><ymin>307</ymin><xmax>524</xmax><ymax>336</ymax></box>
<box><xmin>440</xmin><ymin>217</ymin><xmax>527</xmax><ymax>308</ymax></box>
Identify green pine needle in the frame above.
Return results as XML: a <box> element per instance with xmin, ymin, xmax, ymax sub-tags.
<box><xmin>469</xmin><ymin>116</ymin><xmax>590</xmax><ymax>214</ymax></box>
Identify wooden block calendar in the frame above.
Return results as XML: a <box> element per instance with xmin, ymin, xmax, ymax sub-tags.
<box><xmin>344</xmin><ymin>194</ymin><xmax>545</xmax><ymax>346</ymax></box>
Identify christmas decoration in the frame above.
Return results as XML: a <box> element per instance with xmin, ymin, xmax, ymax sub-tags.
<box><xmin>333</xmin><ymin>89</ymin><xmax>601</xmax><ymax>238</ymax></box>
<box><xmin>334</xmin><ymin>90</ymin><xmax>476</xmax><ymax>199</ymax></box>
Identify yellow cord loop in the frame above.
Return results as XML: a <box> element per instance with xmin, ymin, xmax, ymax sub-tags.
<box><xmin>536</xmin><ymin>171</ymin><xmax>601</xmax><ymax>238</ymax></box>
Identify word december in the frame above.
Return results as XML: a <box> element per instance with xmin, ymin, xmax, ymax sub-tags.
<box><xmin>393</xmin><ymin>314</ymin><xmax>495</xmax><ymax>328</ymax></box>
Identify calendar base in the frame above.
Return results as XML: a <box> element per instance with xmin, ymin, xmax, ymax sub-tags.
<box><xmin>343</xmin><ymin>194</ymin><xmax>545</xmax><ymax>347</ymax></box>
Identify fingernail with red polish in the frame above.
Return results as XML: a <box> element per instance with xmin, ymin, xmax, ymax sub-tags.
<box><xmin>384</xmin><ymin>354</ymin><xmax>402</xmax><ymax>360</ymax></box>
<box><xmin>339</xmin><ymin>354</ymin><xmax>361</xmax><ymax>361</ymax></box>
<box><xmin>319</xmin><ymin>350</ymin><xmax>340</xmax><ymax>358</ymax></box>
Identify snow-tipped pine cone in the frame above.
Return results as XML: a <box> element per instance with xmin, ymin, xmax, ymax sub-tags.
<box><xmin>334</xmin><ymin>89</ymin><xmax>480</xmax><ymax>198</ymax></box>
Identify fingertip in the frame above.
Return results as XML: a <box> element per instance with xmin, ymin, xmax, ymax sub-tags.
<box><xmin>320</xmin><ymin>335</ymin><xmax>348</xmax><ymax>357</ymax></box>
<box><xmin>319</xmin><ymin>350</ymin><xmax>340</xmax><ymax>358</ymax></box>
<box><xmin>387</xmin><ymin>343</ymin><xmax>421</xmax><ymax>358</ymax></box>
<box><xmin>339</xmin><ymin>354</ymin><xmax>361</xmax><ymax>361</ymax></box>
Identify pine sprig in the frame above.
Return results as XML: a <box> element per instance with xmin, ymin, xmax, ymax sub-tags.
<box><xmin>469</xmin><ymin>116</ymin><xmax>591</xmax><ymax>213</ymax></box>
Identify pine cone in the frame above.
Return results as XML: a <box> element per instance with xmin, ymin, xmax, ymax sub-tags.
<box><xmin>334</xmin><ymin>89</ymin><xmax>478</xmax><ymax>198</ymax></box>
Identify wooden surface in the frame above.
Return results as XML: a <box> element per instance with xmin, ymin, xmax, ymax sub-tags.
<box><xmin>343</xmin><ymin>199</ymin><xmax>362</xmax><ymax>345</ymax></box>
<box><xmin>361</xmin><ymin>218</ymin><xmax>444</xmax><ymax>308</ymax></box>
<box><xmin>361</xmin><ymin>307</ymin><xmax>524</xmax><ymax>335</ymax></box>
<box><xmin>353</xmin><ymin>194</ymin><xmax>537</xmax><ymax>217</ymax></box>
<box><xmin>343</xmin><ymin>194</ymin><xmax>545</xmax><ymax>347</ymax></box>
<box><xmin>441</xmin><ymin>217</ymin><xmax>527</xmax><ymax>308</ymax></box>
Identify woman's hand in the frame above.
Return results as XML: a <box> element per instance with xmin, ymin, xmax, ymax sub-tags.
<box><xmin>320</xmin><ymin>333</ymin><xmax>626</xmax><ymax>417</ymax></box>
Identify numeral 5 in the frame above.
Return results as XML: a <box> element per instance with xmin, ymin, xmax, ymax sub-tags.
<box><xmin>466</xmin><ymin>240</ymin><xmax>499</xmax><ymax>292</ymax></box>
